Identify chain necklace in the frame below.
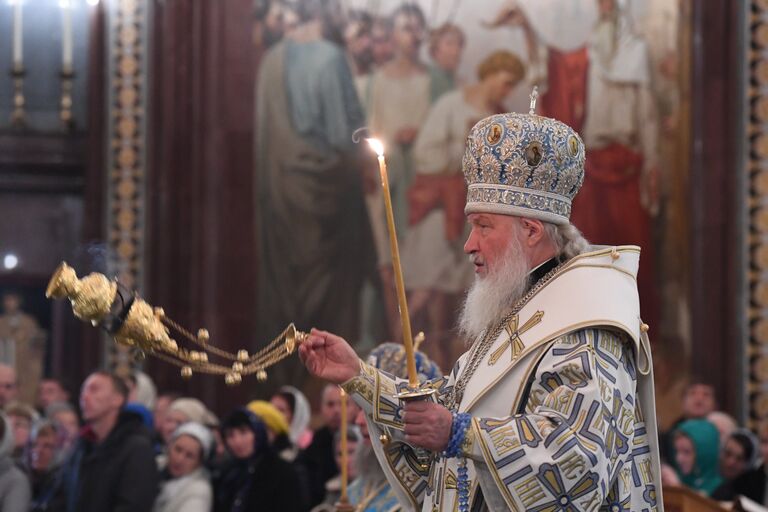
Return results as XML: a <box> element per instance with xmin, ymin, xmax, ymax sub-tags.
<box><xmin>445</xmin><ymin>262</ymin><xmax>564</xmax><ymax>411</ymax></box>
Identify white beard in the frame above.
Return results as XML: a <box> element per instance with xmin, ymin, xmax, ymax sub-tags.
<box><xmin>458</xmin><ymin>235</ymin><xmax>531</xmax><ymax>347</ymax></box>
<box><xmin>355</xmin><ymin>443</ymin><xmax>387</xmax><ymax>487</ymax></box>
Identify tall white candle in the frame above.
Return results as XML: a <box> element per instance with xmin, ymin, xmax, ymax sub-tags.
<box><xmin>61</xmin><ymin>0</ymin><xmax>73</xmax><ymax>69</ymax></box>
<box><xmin>12</xmin><ymin>0</ymin><xmax>22</xmax><ymax>66</ymax></box>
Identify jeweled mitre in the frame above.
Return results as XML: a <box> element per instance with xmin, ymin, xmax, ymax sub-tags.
<box><xmin>462</xmin><ymin>112</ymin><xmax>586</xmax><ymax>225</ymax></box>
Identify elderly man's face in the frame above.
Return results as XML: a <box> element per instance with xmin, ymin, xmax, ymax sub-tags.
<box><xmin>464</xmin><ymin>213</ymin><xmax>523</xmax><ymax>277</ymax></box>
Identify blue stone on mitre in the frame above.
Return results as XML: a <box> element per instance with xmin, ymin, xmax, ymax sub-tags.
<box><xmin>462</xmin><ymin>112</ymin><xmax>586</xmax><ymax>225</ymax></box>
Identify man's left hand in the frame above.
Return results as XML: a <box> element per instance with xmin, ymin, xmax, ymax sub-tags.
<box><xmin>403</xmin><ymin>400</ymin><xmax>453</xmax><ymax>452</ymax></box>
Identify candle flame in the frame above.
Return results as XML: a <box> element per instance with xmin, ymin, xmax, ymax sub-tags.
<box><xmin>366</xmin><ymin>138</ymin><xmax>384</xmax><ymax>157</ymax></box>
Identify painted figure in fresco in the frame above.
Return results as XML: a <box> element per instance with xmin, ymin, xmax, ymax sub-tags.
<box><xmin>254</xmin><ymin>0</ymin><xmax>374</xmax><ymax>386</ymax></box>
<box><xmin>427</xmin><ymin>23</ymin><xmax>466</xmax><ymax>103</ymax></box>
<box><xmin>370</xmin><ymin>16</ymin><xmax>394</xmax><ymax>68</ymax></box>
<box><xmin>343</xmin><ymin>9</ymin><xmax>374</xmax><ymax>78</ymax></box>
<box><xmin>0</xmin><ymin>293</ymin><xmax>44</xmax><ymax>405</ymax></box>
<box><xmin>363</xmin><ymin>3</ymin><xmax>431</xmax><ymax>341</ymax></box>
<box><xmin>300</xmin><ymin>110</ymin><xmax>663</xmax><ymax>510</ymax></box>
<box><xmin>490</xmin><ymin>0</ymin><xmax>662</xmax><ymax>332</ymax></box>
<box><xmin>402</xmin><ymin>50</ymin><xmax>526</xmax><ymax>371</ymax></box>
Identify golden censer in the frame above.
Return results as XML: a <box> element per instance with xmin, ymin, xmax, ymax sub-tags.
<box><xmin>46</xmin><ymin>262</ymin><xmax>307</xmax><ymax>385</ymax></box>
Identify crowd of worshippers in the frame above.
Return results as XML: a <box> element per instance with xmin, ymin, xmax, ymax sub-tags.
<box><xmin>1</xmin><ymin>360</ymin><xmax>766</xmax><ymax>511</ymax></box>
<box><xmin>0</xmin><ymin>361</ymin><xmax>387</xmax><ymax>512</ymax></box>
<box><xmin>658</xmin><ymin>381</ymin><xmax>768</xmax><ymax>505</ymax></box>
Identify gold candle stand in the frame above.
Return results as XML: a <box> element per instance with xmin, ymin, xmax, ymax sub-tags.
<box><xmin>60</xmin><ymin>66</ymin><xmax>75</xmax><ymax>131</ymax></box>
<box><xmin>10</xmin><ymin>63</ymin><xmax>25</xmax><ymax>128</ymax></box>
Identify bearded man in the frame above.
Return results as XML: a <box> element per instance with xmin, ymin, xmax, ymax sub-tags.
<box><xmin>300</xmin><ymin>110</ymin><xmax>663</xmax><ymax>511</ymax></box>
<box><xmin>348</xmin><ymin>342</ymin><xmax>441</xmax><ymax>512</ymax></box>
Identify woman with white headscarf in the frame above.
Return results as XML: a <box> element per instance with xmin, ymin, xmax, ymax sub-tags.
<box><xmin>270</xmin><ymin>386</ymin><xmax>313</xmax><ymax>449</ymax></box>
<box><xmin>153</xmin><ymin>422</ymin><xmax>213</xmax><ymax>512</ymax></box>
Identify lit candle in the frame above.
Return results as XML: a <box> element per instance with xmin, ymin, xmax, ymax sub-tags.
<box><xmin>366</xmin><ymin>138</ymin><xmax>419</xmax><ymax>389</ymax></box>
<box><xmin>61</xmin><ymin>0</ymin><xmax>73</xmax><ymax>69</ymax></box>
<box><xmin>339</xmin><ymin>388</ymin><xmax>349</xmax><ymax>502</ymax></box>
<box><xmin>11</xmin><ymin>0</ymin><xmax>22</xmax><ymax>67</ymax></box>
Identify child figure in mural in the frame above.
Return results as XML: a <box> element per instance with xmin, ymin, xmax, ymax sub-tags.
<box><xmin>0</xmin><ymin>293</ymin><xmax>44</xmax><ymax>405</ymax></box>
<box><xmin>489</xmin><ymin>0</ymin><xmax>662</xmax><ymax>332</ymax></box>
<box><xmin>401</xmin><ymin>50</ymin><xmax>526</xmax><ymax>370</ymax></box>
<box><xmin>427</xmin><ymin>23</ymin><xmax>466</xmax><ymax>103</ymax></box>
<box><xmin>363</xmin><ymin>3</ymin><xmax>431</xmax><ymax>341</ymax></box>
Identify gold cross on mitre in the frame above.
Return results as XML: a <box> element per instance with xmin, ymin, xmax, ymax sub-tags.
<box><xmin>529</xmin><ymin>85</ymin><xmax>539</xmax><ymax>115</ymax></box>
<box><xmin>488</xmin><ymin>311</ymin><xmax>544</xmax><ymax>366</ymax></box>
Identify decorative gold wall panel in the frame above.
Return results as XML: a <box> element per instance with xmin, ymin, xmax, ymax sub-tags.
<box><xmin>105</xmin><ymin>0</ymin><xmax>150</xmax><ymax>374</ymax></box>
<box><xmin>749</xmin><ymin>1</ymin><xmax>768</xmax><ymax>429</ymax></box>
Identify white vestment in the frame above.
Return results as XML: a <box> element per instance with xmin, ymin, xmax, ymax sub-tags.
<box><xmin>343</xmin><ymin>247</ymin><xmax>664</xmax><ymax>511</ymax></box>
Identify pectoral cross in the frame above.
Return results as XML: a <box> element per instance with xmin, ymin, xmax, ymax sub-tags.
<box><xmin>488</xmin><ymin>311</ymin><xmax>544</xmax><ymax>366</ymax></box>
<box><xmin>529</xmin><ymin>86</ymin><xmax>539</xmax><ymax>115</ymax></box>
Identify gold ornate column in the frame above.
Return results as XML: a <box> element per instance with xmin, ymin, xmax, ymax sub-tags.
<box><xmin>747</xmin><ymin>0</ymin><xmax>768</xmax><ymax>429</ymax></box>
<box><xmin>104</xmin><ymin>0</ymin><xmax>150</xmax><ymax>375</ymax></box>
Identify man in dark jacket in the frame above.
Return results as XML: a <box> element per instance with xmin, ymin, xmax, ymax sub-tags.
<box><xmin>48</xmin><ymin>371</ymin><xmax>159</xmax><ymax>512</ymax></box>
<box><xmin>300</xmin><ymin>383</ymin><xmax>349</xmax><ymax>507</ymax></box>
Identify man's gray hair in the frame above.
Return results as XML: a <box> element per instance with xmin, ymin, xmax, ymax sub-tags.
<box><xmin>543</xmin><ymin>222</ymin><xmax>590</xmax><ymax>260</ymax></box>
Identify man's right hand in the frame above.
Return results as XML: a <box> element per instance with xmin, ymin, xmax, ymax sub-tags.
<box><xmin>298</xmin><ymin>328</ymin><xmax>361</xmax><ymax>384</ymax></box>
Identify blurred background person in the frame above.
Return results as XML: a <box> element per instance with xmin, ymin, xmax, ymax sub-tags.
<box><xmin>0</xmin><ymin>365</ymin><xmax>19</xmax><ymax>409</ymax></box>
<box><xmin>154</xmin><ymin>422</ymin><xmax>212</xmax><ymax>512</ymax></box>
<box><xmin>673</xmin><ymin>418</ymin><xmax>723</xmax><ymax>496</ymax></box>
<box><xmin>720</xmin><ymin>423</ymin><xmax>768</xmax><ymax>504</ymax></box>
<box><xmin>160</xmin><ymin>398</ymin><xmax>211</xmax><ymax>445</ymax></box>
<box><xmin>712</xmin><ymin>428</ymin><xmax>761</xmax><ymax>501</ymax></box>
<box><xmin>0</xmin><ymin>412</ymin><xmax>29</xmax><ymax>511</ymax></box>
<box><xmin>45</xmin><ymin>402</ymin><xmax>80</xmax><ymax>456</ymax></box>
<box><xmin>248</xmin><ymin>399</ymin><xmax>310</xmax><ymax>505</ymax></box>
<box><xmin>662</xmin><ymin>381</ymin><xmax>717</xmax><ymax>461</ymax></box>
<box><xmin>153</xmin><ymin>392</ymin><xmax>180</xmax><ymax>437</ymax></box>
<box><xmin>708</xmin><ymin>410</ymin><xmax>739</xmax><ymax>447</ymax></box>
<box><xmin>312</xmin><ymin>425</ymin><xmax>361</xmax><ymax>510</ymax></box>
<box><xmin>36</xmin><ymin>378</ymin><xmax>70</xmax><ymax>414</ymax></box>
<box><xmin>48</xmin><ymin>371</ymin><xmax>159</xmax><ymax>512</ymax></box>
<box><xmin>302</xmin><ymin>383</ymin><xmax>345</xmax><ymax>507</ymax></box>
<box><xmin>26</xmin><ymin>420</ymin><xmax>65</xmax><ymax>512</ymax></box>
<box><xmin>214</xmin><ymin>408</ymin><xmax>304</xmax><ymax>512</ymax></box>
<box><xmin>270</xmin><ymin>385</ymin><xmax>313</xmax><ymax>449</ymax></box>
<box><xmin>6</xmin><ymin>402</ymin><xmax>38</xmax><ymax>465</ymax></box>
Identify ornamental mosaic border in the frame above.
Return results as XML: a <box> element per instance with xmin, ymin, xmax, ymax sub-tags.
<box><xmin>466</xmin><ymin>185</ymin><xmax>572</xmax><ymax>219</ymax></box>
<box><xmin>104</xmin><ymin>0</ymin><xmax>150</xmax><ymax>373</ymax></box>
<box><xmin>748</xmin><ymin>0</ymin><xmax>768</xmax><ymax>430</ymax></box>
